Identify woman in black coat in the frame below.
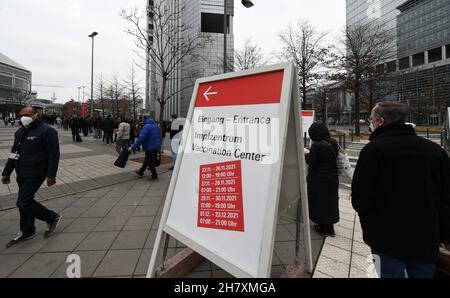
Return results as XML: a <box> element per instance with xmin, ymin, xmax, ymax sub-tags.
<box><xmin>305</xmin><ymin>122</ymin><xmax>339</xmax><ymax>237</ymax></box>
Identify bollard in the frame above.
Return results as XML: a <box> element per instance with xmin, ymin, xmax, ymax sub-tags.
<box><xmin>441</xmin><ymin>132</ymin><xmax>444</xmax><ymax>147</ymax></box>
<box><xmin>343</xmin><ymin>135</ymin><xmax>347</xmax><ymax>150</ymax></box>
<box><xmin>427</xmin><ymin>128</ymin><xmax>430</xmax><ymax>139</ymax></box>
<box><xmin>350</xmin><ymin>129</ymin><xmax>354</xmax><ymax>142</ymax></box>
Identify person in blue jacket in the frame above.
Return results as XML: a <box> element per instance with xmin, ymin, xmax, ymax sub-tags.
<box><xmin>1</xmin><ymin>107</ymin><xmax>62</xmax><ymax>247</ymax></box>
<box><xmin>129</xmin><ymin>116</ymin><xmax>161</xmax><ymax>180</ymax></box>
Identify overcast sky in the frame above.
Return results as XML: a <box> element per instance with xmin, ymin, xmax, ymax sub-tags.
<box><xmin>0</xmin><ymin>0</ymin><xmax>346</xmax><ymax>104</ymax></box>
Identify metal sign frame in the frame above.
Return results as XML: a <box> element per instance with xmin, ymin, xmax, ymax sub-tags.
<box><xmin>147</xmin><ymin>63</ymin><xmax>312</xmax><ymax>278</ymax></box>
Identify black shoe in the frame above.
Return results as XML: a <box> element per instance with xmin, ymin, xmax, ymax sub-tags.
<box><xmin>169</xmin><ymin>166</ymin><xmax>174</xmax><ymax>171</ymax></box>
<box><xmin>6</xmin><ymin>233</ymin><xmax>37</xmax><ymax>248</ymax></box>
<box><xmin>135</xmin><ymin>170</ymin><xmax>143</xmax><ymax>178</ymax></box>
<box><xmin>45</xmin><ymin>214</ymin><xmax>62</xmax><ymax>238</ymax></box>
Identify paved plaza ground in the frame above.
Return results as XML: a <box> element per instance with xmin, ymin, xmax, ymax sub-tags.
<box><xmin>0</xmin><ymin>126</ymin><xmax>329</xmax><ymax>278</ymax></box>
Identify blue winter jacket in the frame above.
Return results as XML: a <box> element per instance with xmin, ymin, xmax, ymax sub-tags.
<box><xmin>131</xmin><ymin>118</ymin><xmax>161</xmax><ymax>152</ymax></box>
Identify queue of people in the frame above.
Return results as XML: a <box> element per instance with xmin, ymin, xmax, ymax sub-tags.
<box><xmin>305</xmin><ymin>102</ymin><xmax>450</xmax><ymax>279</ymax></box>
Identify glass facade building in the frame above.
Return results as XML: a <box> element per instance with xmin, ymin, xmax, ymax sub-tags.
<box><xmin>0</xmin><ymin>52</ymin><xmax>32</xmax><ymax>117</ymax></box>
<box><xmin>149</xmin><ymin>0</ymin><xmax>234</xmax><ymax>119</ymax></box>
<box><xmin>346</xmin><ymin>0</ymin><xmax>450</xmax><ymax>125</ymax></box>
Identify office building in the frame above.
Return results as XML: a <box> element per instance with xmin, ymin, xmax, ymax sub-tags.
<box><xmin>346</xmin><ymin>0</ymin><xmax>450</xmax><ymax>125</ymax></box>
<box><xmin>147</xmin><ymin>0</ymin><xmax>234</xmax><ymax>119</ymax></box>
<box><xmin>0</xmin><ymin>52</ymin><xmax>32</xmax><ymax>117</ymax></box>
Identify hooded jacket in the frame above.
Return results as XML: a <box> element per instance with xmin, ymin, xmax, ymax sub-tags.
<box><xmin>131</xmin><ymin>118</ymin><xmax>161</xmax><ymax>152</ymax></box>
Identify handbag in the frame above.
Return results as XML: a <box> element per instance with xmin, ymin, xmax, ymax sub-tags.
<box><xmin>337</xmin><ymin>147</ymin><xmax>354</xmax><ymax>180</ymax></box>
<box><xmin>155</xmin><ymin>151</ymin><xmax>161</xmax><ymax>167</ymax></box>
<box><xmin>437</xmin><ymin>244</ymin><xmax>450</xmax><ymax>279</ymax></box>
<box><xmin>114</xmin><ymin>148</ymin><xmax>130</xmax><ymax>168</ymax></box>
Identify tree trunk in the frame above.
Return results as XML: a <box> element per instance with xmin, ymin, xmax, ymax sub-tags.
<box><xmin>133</xmin><ymin>95</ymin><xmax>137</xmax><ymax>123</ymax></box>
<box><xmin>355</xmin><ymin>85</ymin><xmax>361</xmax><ymax>136</ymax></box>
<box><xmin>302</xmin><ymin>76</ymin><xmax>307</xmax><ymax>111</ymax></box>
<box><xmin>159</xmin><ymin>78</ymin><xmax>167</xmax><ymax>138</ymax></box>
<box><xmin>115</xmin><ymin>98</ymin><xmax>118</xmax><ymax>117</ymax></box>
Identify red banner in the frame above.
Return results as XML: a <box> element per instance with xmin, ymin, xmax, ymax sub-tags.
<box><xmin>81</xmin><ymin>103</ymin><xmax>89</xmax><ymax>118</ymax></box>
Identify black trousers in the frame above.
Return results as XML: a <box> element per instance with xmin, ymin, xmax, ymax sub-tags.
<box><xmin>105</xmin><ymin>130</ymin><xmax>114</xmax><ymax>144</ymax></box>
<box><xmin>16</xmin><ymin>177</ymin><xmax>58</xmax><ymax>236</ymax></box>
<box><xmin>138</xmin><ymin>150</ymin><xmax>158</xmax><ymax>179</ymax></box>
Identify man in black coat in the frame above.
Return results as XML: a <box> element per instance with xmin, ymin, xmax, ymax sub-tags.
<box><xmin>352</xmin><ymin>101</ymin><xmax>450</xmax><ymax>278</ymax></box>
<box><xmin>1</xmin><ymin>107</ymin><xmax>62</xmax><ymax>247</ymax></box>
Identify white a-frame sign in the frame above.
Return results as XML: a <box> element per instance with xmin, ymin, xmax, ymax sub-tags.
<box><xmin>147</xmin><ymin>63</ymin><xmax>313</xmax><ymax>278</ymax></box>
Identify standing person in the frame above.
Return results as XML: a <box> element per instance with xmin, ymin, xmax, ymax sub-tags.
<box><xmin>70</xmin><ymin>116</ymin><xmax>81</xmax><ymax>142</ymax></box>
<box><xmin>352</xmin><ymin>102</ymin><xmax>450</xmax><ymax>278</ymax></box>
<box><xmin>1</xmin><ymin>107</ymin><xmax>62</xmax><ymax>247</ymax></box>
<box><xmin>169</xmin><ymin>113</ymin><xmax>180</xmax><ymax>139</ymax></box>
<box><xmin>129</xmin><ymin>120</ymin><xmax>135</xmax><ymax>147</ymax></box>
<box><xmin>103</xmin><ymin>115</ymin><xmax>115</xmax><ymax>145</ymax></box>
<box><xmin>134</xmin><ymin>123</ymin><xmax>142</xmax><ymax>152</ymax></box>
<box><xmin>56</xmin><ymin>116</ymin><xmax>62</xmax><ymax>128</ymax></box>
<box><xmin>93</xmin><ymin>117</ymin><xmax>102</xmax><ymax>139</ymax></box>
<box><xmin>115</xmin><ymin>116</ymin><xmax>130</xmax><ymax>154</ymax></box>
<box><xmin>129</xmin><ymin>117</ymin><xmax>161</xmax><ymax>180</ymax></box>
<box><xmin>305</xmin><ymin>121</ymin><xmax>339</xmax><ymax>237</ymax></box>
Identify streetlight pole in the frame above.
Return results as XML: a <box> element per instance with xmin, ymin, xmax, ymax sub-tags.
<box><xmin>223</xmin><ymin>0</ymin><xmax>254</xmax><ymax>73</ymax></box>
<box><xmin>89</xmin><ymin>32</ymin><xmax>98</xmax><ymax>118</ymax></box>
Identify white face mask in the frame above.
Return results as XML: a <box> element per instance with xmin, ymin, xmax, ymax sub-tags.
<box><xmin>20</xmin><ymin>116</ymin><xmax>35</xmax><ymax>127</ymax></box>
<box><xmin>369</xmin><ymin>121</ymin><xmax>375</xmax><ymax>133</ymax></box>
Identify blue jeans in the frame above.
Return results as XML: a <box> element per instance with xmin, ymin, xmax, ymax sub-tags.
<box><xmin>372</xmin><ymin>250</ymin><xmax>436</xmax><ymax>278</ymax></box>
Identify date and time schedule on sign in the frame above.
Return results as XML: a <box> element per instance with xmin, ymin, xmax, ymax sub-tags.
<box><xmin>198</xmin><ymin>160</ymin><xmax>244</xmax><ymax>232</ymax></box>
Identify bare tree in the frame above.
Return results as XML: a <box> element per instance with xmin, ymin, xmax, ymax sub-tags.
<box><xmin>234</xmin><ymin>39</ymin><xmax>268</xmax><ymax>71</ymax></box>
<box><xmin>109</xmin><ymin>75</ymin><xmax>125</xmax><ymax>118</ymax></box>
<box><xmin>96</xmin><ymin>74</ymin><xmax>107</xmax><ymax>118</ymax></box>
<box><xmin>280</xmin><ymin>20</ymin><xmax>329</xmax><ymax>111</ymax></box>
<box><xmin>329</xmin><ymin>22</ymin><xmax>395</xmax><ymax>136</ymax></box>
<box><xmin>123</xmin><ymin>63</ymin><xmax>142</xmax><ymax>122</ymax></box>
<box><xmin>121</xmin><ymin>3</ymin><xmax>211</xmax><ymax>134</ymax></box>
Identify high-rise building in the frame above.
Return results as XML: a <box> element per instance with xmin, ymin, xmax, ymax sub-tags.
<box><xmin>147</xmin><ymin>0</ymin><xmax>234</xmax><ymax>120</ymax></box>
<box><xmin>346</xmin><ymin>0</ymin><xmax>450</xmax><ymax>125</ymax></box>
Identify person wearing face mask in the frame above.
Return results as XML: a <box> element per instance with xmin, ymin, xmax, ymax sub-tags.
<box><xmin>352</xmin><ymin>101</ymin><xmax>450</xmax><ymax>278</ymax></box>
<box><xmin>1</xmin><ymin>107</ymin><xmax>62</xmax><ymax>247</ymax></box>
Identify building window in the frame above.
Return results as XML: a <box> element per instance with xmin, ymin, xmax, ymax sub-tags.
<box><xmin>413</xmin><ymin>52</ymin><xmax>425</xmax><ymax>66</ymax></box>
<box><xmin>387</xmin><ymin>60</ymin><xmax>397</xmax><ymax>73</ymax></box>
<box><xmin>399</xmin><ymin>57</ymin><xmax>410</xmax><ymax>70</ymax></box>
<box><xmin>376</xmin><ymin>64</ymin><xmax>385</xmax><ymax>74</ymax></box>
<box><xmin>428</xmin><ymin>47</ymin><xmax>442</xmax><ymax>62</ymax></box>
<box><xmin>446</xmin><ymin>44</ymin><xmax>450</xmax><ymax>59</ymax></box>
<box><xmin>201</xmin><ymin>13</ymin><xmax>230</xmax><ymax>34</ymax></box>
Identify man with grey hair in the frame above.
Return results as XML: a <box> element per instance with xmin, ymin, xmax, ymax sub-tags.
<box><xmin>352</xmin><ymin>101</ymin><xmax>450</xmax><ymax>278</ymax></box>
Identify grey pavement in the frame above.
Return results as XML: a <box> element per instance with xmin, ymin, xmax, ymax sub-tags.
<box><xmin>0</xmin><ymin>127</ymin><xmax>149</xmax><ymax>210</ymax></box>
<box><xmin>0</xmin><ymin>125</ymin><xmax>325</xmax><ymax>277</ymax></box>
<box><xmin>0</xmin><ymin>171</ymin><xmax>325</xmax><ymax>278</ymax></box>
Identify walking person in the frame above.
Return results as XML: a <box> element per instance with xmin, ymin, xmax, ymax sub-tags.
<box><xmin>304</xmin><ymin>121</ymin><xmax>339</xmax><ymax>237</ymax></box>
<box><xmin>115</xmin><ymin>116</ymin><xmax>130</xmax><ymax>154</ymax></box>
<box><xmin>129</xmin><ymin>117</ymin><xmax>161</xmax><ymax>180</ymax></box>
<box><xmin>1</xmin><ymin>107</ymin><xmax>62</xmax><ymax>247</ymax></box>
<box><xmin>352</xmin><ymin>102</ymin><xmax>450</xmax><ymax>278</ymax></box>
